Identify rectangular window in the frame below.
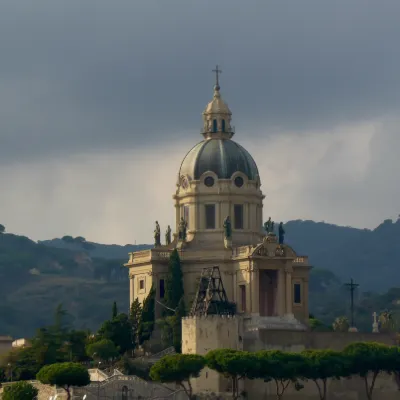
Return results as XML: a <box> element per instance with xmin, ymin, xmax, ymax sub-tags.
<box><xmin>234</xmin><ymin>204</ymin><xmax>244</xmax><ymax>229</ymax></box>
<box><xmin>159</xmin><ymin>279</ymin><xmax>165</xmax><ymax>299</ymax></box>
<box><xmin>205</xmin><ymin>204</ymin><xmax>216</xmax><ymax>229</ymax></box>
<box><xmin>294</xmin><ymin>283</ymin><xmax>301</xmax><ymax>304</ymax></box>
<box><xmin>139</xmin><ymin>279</ymin><xmax>145</xmax><ymax>290</ymax></box>
<box><xmin>239</xmin><ymin>285</ymin><xmax>246</xmax><ymax>312</ymax></box>
<box><xmin>183</xmin><ymin>205</ymin><xmax>190</xmax><ymax>228</ymax></box>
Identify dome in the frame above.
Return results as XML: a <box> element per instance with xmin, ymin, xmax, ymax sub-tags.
<box><xmin>179</xmin><ymin>138</ymin><xmax>259</xmax><ymax>181</ymax></box>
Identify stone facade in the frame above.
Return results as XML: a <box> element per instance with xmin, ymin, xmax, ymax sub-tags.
<box><xmin>125</xmin><ymin>78</ymin><xmax>311</xmax><ymax>329</ymax></box>
<box><xmin>0</xmin><ymin>336</ymin><xmax>12</xmax><ymax>356</ymax></box>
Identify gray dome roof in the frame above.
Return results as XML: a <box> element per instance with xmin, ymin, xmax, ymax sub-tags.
<box><xmin>179</xmin><ymin>139</ymin><xmax>259</xmax><ymax>181</ymax></box>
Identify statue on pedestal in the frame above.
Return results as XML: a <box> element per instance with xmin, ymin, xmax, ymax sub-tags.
<box><xmin>178</xmin><ymin>218</ymin><xmax>187</xmax><ymax>241</ymax></box>
<box><xmin>154</xmin><ymin>221</ymin><xmax>161</xmax><ymax>247</ymax></box>
<box><xmin>278</xmin><ymin>222</ymin><xmax>285</xmax><ymax>244</ymax></box>
<box><xmin>264</xmin><ymin>217</ymin><xmax>275</xmax><ymax>234</ymax></box>
<box><xmin>165</xmin><ymin>225</ymin><xmax>172</xmax><ymax>245</ymax></box>
<box><xmin>223</xmin><ymin>216</ymin><xmax>232</xmax><ymax>240</ymax></box>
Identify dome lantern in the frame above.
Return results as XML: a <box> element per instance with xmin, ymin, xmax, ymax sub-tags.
<box><xmin>202</xmin><ymin>65</ymin><xmax>234</xmax><ymax>140</ymax></box>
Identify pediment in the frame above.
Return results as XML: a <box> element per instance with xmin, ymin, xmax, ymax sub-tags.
<box><xmin>251</xmin><ymin>236</ymin><xmax>297</xmax><ymax>259</ymax></box>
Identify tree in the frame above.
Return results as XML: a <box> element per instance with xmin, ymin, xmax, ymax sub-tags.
<box><xmin>98</xmin><ymin>313</ymin><xmax>133</xmax><ymax>355</ymax></box>
<box><xmin>2</xmin><ymin>381</ymin><xmax>38</xmax><ymax>400</ymax></box>
<box><xmin>86</xmin><ymin>339</ymin><xmax>119</xmax><ymax>361</ymax></box>
<box><xmin>205</xmin><ymin>349</ymin><xmax>257</xmax><ymax>400</ymax></box>
<box><xmin>37</xmin><ymin>362</ymin><xmax>90</xmax><ymax>400</ymax></box>
<box><xmin>61</xmin><ymin>235</ymin><xmax>74</xmax><ymax>243</ymax></box>
<box><xmin>164</xmin><ymin>249</ymin><xmax>184</xmax><ymax>314</ymax></box>
<box><xmin>343</xmin><ymin>342</ymin><xmax>399</xmax><ymax>400</ymax></box>
<box><xmin>112</xmin><ymin>301</ymin><xmax>118</xmax><ymax>318</ymax></box>
<box><xmin>0</xmin><ymin>346</ymin><xmax>40</xmax><ymax>381</ymax></box>
<box><xmin>172</xmin><ymin>297</ymin><xmax>186</xmax><ymax>353</ymax></box>
<box><xmin>332</xmin><ymin>316</ymin><xmax>350</xmax><ymax>332</ymax></box>
<box><xmin>150</xmin><ymin>354</ymin><xmax>205</xmax><ymax>399</ymax></box>
<box><xmin>0</xmin><ymin>224</ymin><xmax>5</xmax><ymax>234</ymax></box>
<box><xmin>299</xmin><ymin>350</ymin><xmax>348</xmax><ymax>400</ymax></box>
<box><xmin>256</xmin><ymin>350</ymin><xmax>304</xmax><ymax>400</ymax></box>
<box><xmin>138</xmin><ymin>286</ymin><xmax>156</xmax><ymax>345</ymax></box>
<box><xmin>129</xmin><ymin>298</ymin><xmax>142</xmax><ymax>349</ymax></box>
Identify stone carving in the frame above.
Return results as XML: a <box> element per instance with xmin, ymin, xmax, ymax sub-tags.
<box><xmin>178</xmin><ymin>217</ymin><xmax>187</xmax><ymax>241</ymax></box>
<box><xmin>275</xmin><ymin>245</ymin><xmax>285</xmax><ymax>257</ymax></box>
<box><xmin>154</xmin><ymin>221</ymin><xmax>161</xmax><ymax>247</ymax></box>
<box><xmin>332</xmin><ymin>316</ymin><xmax>350</xmax><ymax>332</ymax></box>
<box><xmin>255</xmin><ymin>245</ymin><xmax>269</xmax><ymax>257</ymax></box>
<box><xmin>372</xmin><ymin>311</ymin><xmax>379</xmax><ymax>333</ymax></box>
<box><xmin>278</xmin><ymin>222</ymin><xmax>285</xmax><ymax>244</ymax></box>
<box><xmin>379</xmin><ymin>310</ymin><xmax>395</xmax><ymax>333</ymax></box>
<box><xmin>264</xmin><ymin>217</ymin><xmax>275</xmax><ymax>234</ymax></box>
<box><xmin>223</xmin><ymin>216</ymin><xmax>232</xmax><ymax>239</ymax></box>
<box><xmin>165</xmin><ymin>225</ymin><xmax>171</xmax><ymax>245</ymax></box>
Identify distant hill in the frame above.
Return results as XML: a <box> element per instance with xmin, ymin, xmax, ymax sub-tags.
<box><xmin>39</xmin><ymin>237</ymin><xmax>151</xmax><ymax>259</ymax></box>
<box><xmin>284</xmin><ymin>218</ymin><xmax>400</xmax><ymax>292</ymax></box>
<box><xmin>1</xmin><ymin>217</ymin><xmax>400</xmax><ymax>337</ymax></box>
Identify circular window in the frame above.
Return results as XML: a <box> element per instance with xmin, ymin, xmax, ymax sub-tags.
<box><xmin>204</xmin><ymin>176</ymin><xmax>215</xmax><ymax>187</ymax></box>
<box><xmin>234</xmin><ymin>176</ymin><xmax>244</xmax><ymax>188</ymax></box>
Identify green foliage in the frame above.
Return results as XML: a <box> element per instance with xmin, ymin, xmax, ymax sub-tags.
<box><xmin>138</xmin><ymin>286</ymin><xmax>156</xmax><ymax>345</ymax></box>
<box><xmin>129</xmin><ymin>298</ymin><xmax>142</xmax><ymax>349</ymax></box>
<box><xmin>37</xmin><ymin>362</ymin><xmax>90</xmax><ymax>399</ymax></box>
<box><xmin>164</xmin><ymin>249</ymin><xmax>184</xmax><ymax>314</ymax></box>
<box><xmin>98</xmin><ymin>313</ymin><xmax>133</xmax><ymax>355</ymax></box>
<box><xmin>150</xmin><ymin>354</ymin><xmax>205</xmax><ymax>399</ymax></box>
<box><xmin>116</xmin><ymin>354</ymin><xmax>152</xmax><ymax>380</ymax></box>
<box><xmin>255</xmin><ymin>350</ymin><xmax>304</xmax><ymax>399</ymax></box>
<box><xmin>332</xmin><ymin>316</ymin><xmax>350</xmax><ymax>332</ymax></box>
<box><xmin>86</xmin><ymin>339</ymin><xmax>119</xmax><ymax>361</ymax></box>
<box><xmin>0</xmin><ymin>346</ymin><xmax>40</xmax><ymax>381</ymax></box>
<box><xmin>112</xmin><ymin>301</ymin><xmax>118</xmax><ymax>319</ymax></box>
<box><xmin>172</xmin><ymin>297</ymin><xmax>186</xmax><ymax>353</ymax></box>
<box><xmin>205</xmin><ymin>349</ymin><xmax>258</xmax><ymax>400</ymax></box>
<box><xmin>309</xmin><ymin>318</ymin><xmax>332</xmax><ymax>332</ymax></box>
<box><xmin>0</xmin><ymin>224</ymin><xmax>5</xmax><ymax>234</ymax></box>
<box><xmin>343</xmin><ymin>342</ymin><xmax>400</xmax><ymax>399</ymax></box>
<box><xmin>2</xmin><ymin>381</ymin><xmax>38</xmax><ymax>400</ymax></box>
<box><xmin>300</xmin><ymin>350</ymin><xmax>349</xmax><ymax>400</ymax></box>
<box><xmin>62</xmin><ymin>235</ymin><xmax>74</xmax><ymax>243</ymax></box>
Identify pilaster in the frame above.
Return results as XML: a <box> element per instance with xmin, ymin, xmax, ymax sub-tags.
<box><xmin>277</xmin><ymin>267</ymin><xmax>285</xmax><ymax>316</ymax></box>
<box><xmin>285</xmin><ymin>266</ymin><xmax>293</xmax><ymax>317</ymax></box>
<box><xmin>250</xmin><ymin>262</ymin><xmax>259</xmax><ymax>315</ymax></box>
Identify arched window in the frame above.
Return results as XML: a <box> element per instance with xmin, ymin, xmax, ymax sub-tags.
<box><xmin>212</xmin><ymin>119</ymin><xmax>217</xmax><ymax>132</ymax></box>
<box><xmin>122</xmin><ymin>386</ymin><xmax>128</xmax><ymax>400</ymax></box>
<box><xmin>221</xmin><ymin>119</ymin><xmax>226</xmax><ymax>132</ymax></box>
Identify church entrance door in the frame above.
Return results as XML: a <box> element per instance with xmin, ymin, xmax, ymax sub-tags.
<box><xmin>259</xmin><ymin>270</ymin><xmax>278</xmax><ymax>317</ymax></box>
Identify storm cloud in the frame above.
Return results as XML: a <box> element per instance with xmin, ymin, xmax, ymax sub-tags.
<box><xmin>1</xmin><ymin>0</ymin><xmax>400</xmax><ymax>243</ymax></box>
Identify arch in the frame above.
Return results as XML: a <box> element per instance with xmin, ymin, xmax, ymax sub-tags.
<box><xmin>221</xmin><ymin>119</ymin><xmax>226</xmax><ymax>132</ymax></box>
<box><xmin>122</xmin><ymin>385</ymin><xmax>129</xmax><ymax>400</ymax></box>
<box><xmin>212</xmin><ymin>119</ymin><xmax>217</xmax><ymax>132</ymax></box>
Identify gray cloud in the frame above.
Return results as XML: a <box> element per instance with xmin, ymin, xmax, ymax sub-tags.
<box><xmin>1</xmin><ymin>1</ymin><xmax>400</xmax><ymax>242</ymax></box>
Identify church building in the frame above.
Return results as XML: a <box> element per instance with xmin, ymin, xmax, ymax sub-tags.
<box><xmin>125</xmin><ymin>68</ymin><xmax>311</xmax><ymax>330</ymax></box>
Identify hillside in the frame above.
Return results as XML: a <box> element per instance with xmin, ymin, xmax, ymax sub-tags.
<box><xmin>0</xmin><ymin>233</ymin><xmax>146</xmax><ymax>337</ymax></box>
<box><xmin>2</xmin><ymin>217</ymin><xmax>400</xmax><ymax>337</ymax></box>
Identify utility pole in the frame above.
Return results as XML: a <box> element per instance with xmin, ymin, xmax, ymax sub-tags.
<box><xmin>345</xmin><ymin>278</ymin><xmax>359</xmax><ymax>328</ymax></box>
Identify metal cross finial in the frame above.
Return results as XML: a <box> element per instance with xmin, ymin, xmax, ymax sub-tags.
<box><xmin>345</xmin><ymin>278</ymin><xmax>359</xmax><ymax>328</ymax></box>
<box><xmin>212</xmin><ymin>65</ymin><xmax>222</xmax><ymax>86</ymax></box>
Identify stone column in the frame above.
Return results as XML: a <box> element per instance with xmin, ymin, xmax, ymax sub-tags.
<box><xmin>129</xmin><ymin>275</ymin><xmax>135</xmax><ymax>306</ymax></box>
<box><xmin>303</xmin><ymin>278</ymin><xmax>309</xmax><ymax>320</ymax></box>
<box><xmin>250</xmin><ymin>263</ymin><xmax>260</xmax><ymax>315</ymax></box>
<box><xmin>285</xmin><ymin>266</ymin><xmax>294</xmax><ymax>318</ymax></box>
<box><xmin>277</xmin><ymin>267</ymin><xmax>285</xmax><ymax>316</ymax></box>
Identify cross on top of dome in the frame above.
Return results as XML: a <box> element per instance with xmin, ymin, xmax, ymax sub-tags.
<box><xmin>202</xmin><ymin>65</ymin><xmax>234</xmax><ymax>139</ymax></box>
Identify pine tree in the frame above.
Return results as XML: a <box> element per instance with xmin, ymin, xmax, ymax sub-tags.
<box><xmin>129</xmin><ymin>298</ymin><xmax>142</xmax><ymax>348</ymax></box>
<box><xmin>112</xmin><ymin>301</ymin><xmax>118</xmax><ymax>319</ymax></box>
<box><xmin>138</xmin><ymin>287</ymin><xmax>156</xmax><ymax>345</ymax></box>
<box><xmin>164</xmin><ymin>249</ymin><xmax>184</xmax><ymax>315</ymax></box>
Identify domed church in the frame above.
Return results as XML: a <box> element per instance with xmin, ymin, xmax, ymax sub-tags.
<box><xmin>125</xmin><ymin>67</ymin><xmax>311</xmax><ymax>330</ymax></box>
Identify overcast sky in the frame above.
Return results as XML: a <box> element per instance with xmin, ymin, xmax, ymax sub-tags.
<box><xmin>1</xmin><ymin>0</ymin><xmax>400</xmax><ymax>244</ymax></box>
